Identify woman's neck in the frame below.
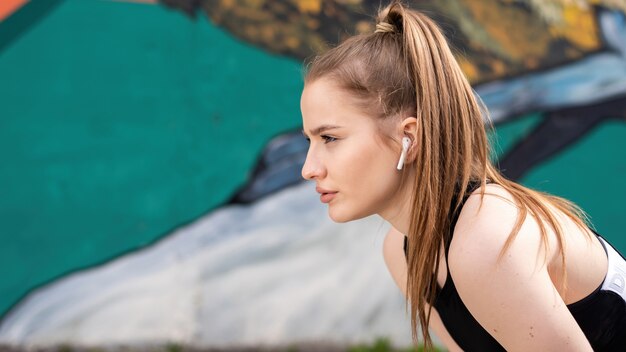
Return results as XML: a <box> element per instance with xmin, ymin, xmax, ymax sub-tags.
<box><xmin>378</xmin><ymin>173</ymin><xmax>417</xmax><ymax>235</ymax></box>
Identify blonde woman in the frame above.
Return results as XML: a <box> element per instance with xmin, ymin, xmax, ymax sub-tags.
<box><xmin>299</xmin><ymin>1</ymin><xmax>626</xmax><ymax>351</ymax></box>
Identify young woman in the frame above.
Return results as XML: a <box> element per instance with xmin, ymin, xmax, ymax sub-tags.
<box><xmin>299</xmin><ymin>1</ymin><xmax>626</xmax><ymax>351</ymax></box>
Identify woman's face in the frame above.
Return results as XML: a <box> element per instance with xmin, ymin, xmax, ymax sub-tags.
<box><xmin>300</xmin><ymin>78</ymin><xmax>405</xmax><ymax>223</ymax></box>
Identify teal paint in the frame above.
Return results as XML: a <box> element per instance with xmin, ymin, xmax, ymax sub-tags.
<box><xmin>0</xmin><ymin>0</ymin><xmax>303</xmax><ymax>316</ymax></box>
<box><xmin>489</xmin><ymin>113</ymin><xmax>543</xmax><ymax>162</ymax></box>
<box><xmin>492</xmin><ymin>116</ymin><xmax>626</xmax><ymax>251</ymax></box>
<box><xmin>522</xmin><ymin>120</ymin><xmax>626</xmax><ymax>248</ymax></box>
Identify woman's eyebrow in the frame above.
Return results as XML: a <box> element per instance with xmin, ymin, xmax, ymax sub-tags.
<box><xmin>302</xmin><ymin>124</ymin><xmax>343</xmax><ymax>138</ymax></box>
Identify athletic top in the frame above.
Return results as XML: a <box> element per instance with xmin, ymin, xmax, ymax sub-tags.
<box><xmin>403</xmin><ymin>182</ymin><xmax>626</xmax><ymax>351</ymax></box>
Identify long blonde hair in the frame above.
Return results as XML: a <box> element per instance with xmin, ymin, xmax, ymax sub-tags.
<box><xmin>304</xmin><ymin>1</ymin><xmax>590</xmax><ymax>349</ymax></box>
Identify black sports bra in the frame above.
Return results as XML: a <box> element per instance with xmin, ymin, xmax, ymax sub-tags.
<box><xmin>403</xmin><ymin>183</ymin><xmax>626</xmax><ymax>351</ymax></box>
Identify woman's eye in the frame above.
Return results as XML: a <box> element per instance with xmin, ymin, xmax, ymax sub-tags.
<box><xmin>321</xmin><ymin>135</ymin><xmax>337</xmax><ymax>144</ymax></box>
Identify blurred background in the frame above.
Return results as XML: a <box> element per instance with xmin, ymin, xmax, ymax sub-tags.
<box><xmin>0</xmin><ymin>0</ymin><xmax>625</xmax><ymax>351</ymax></box>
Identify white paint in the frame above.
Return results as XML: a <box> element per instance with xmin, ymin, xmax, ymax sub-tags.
<box><xmin>0</xmin><ymin>182</ymin><xmax>417</xmax><ymax>349</ymax></box>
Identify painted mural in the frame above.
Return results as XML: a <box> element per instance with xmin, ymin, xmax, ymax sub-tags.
<box><xmin>162</xmin><ymin>0</ymin><xmax>626</xmax><ymax>180</ymax></box>
<box><xmin>0</xmin><ymin>0</ymin><xmax>624</xmax><ymax>350</ymax></box>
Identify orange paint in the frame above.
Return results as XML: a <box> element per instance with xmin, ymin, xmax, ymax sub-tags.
<box><xmin>0</xmin><ymin>0</ymin><xmax>157</xmax><ymax>23</ymax></box>
<box><xmin>0</xmin><ymin>0</ymin><xmax>29</xmax><ymax>22</ymax></box>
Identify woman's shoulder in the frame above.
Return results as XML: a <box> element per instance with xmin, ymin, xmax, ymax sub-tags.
<box><xmin>445</xmin><ymin>183</ymin><xmax>595</xmax><ymax>349</ymax></box>
<box><xmin>447</xmin><ymin>182</ymin><xmax>560</xmax><ymax>275</ymax></box>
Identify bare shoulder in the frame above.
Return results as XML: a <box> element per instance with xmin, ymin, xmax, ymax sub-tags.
<box><xmin>449</xmin><ymin>183</ymin><xmax>550</xmax><ymax>266</ymax></box>
<box><xmin>446</xmin><ymin>183</ymin><xmax>593</xmax><ymax>350</ymax></box>
<box><xmin>448</xmin><ymin>183</ymin><xmax>562</xmax><ymax>280</ymax></box>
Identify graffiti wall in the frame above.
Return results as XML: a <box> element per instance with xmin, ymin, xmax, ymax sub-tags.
<box><xmin>0</xmin><ymin>0</ymin><xmax>624</xmax><ymax>349</ymax></box>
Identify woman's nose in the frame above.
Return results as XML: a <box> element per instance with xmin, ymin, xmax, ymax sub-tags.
<box><xmin>301</xmin><ymin>151</ymin><xmax>325</xmax><ymax>180</ymax></box>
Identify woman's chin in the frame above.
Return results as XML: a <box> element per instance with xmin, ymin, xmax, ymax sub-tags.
<box><xmin>328</xmin><ymin>207</ymin><xmax>368</xmax><ymax>223</ymax></box>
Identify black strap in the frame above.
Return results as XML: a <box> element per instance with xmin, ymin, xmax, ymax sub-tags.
<box><xmin>403</xmin><ymin>181</ymin><xmax>486</xmax><ymax>261</ymax></box>
<box><xmin>444</xmin><ymin>181</ymin><xmax>484</xmax><ymax>260</ymax></box>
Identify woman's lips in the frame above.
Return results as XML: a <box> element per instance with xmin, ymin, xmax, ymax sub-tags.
<box><xmin>320</xmin><ymin>192</ymin><xmax>338</xmax><ymax>203</ymax></box>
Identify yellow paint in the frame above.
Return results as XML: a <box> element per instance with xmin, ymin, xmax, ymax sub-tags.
<box><xmin>549</xmin><ymin>5</ymin><xmax>600</xmax><ymax>50</ymax></box>
<box><xmin>220</xmin><ymin>0</ymin><xmax>234</xmax><ymax>9</ymax></box>
<box><xmin>260</xmin><ymin>26</ymin><xmax>276</xmax><ymax>41</ymax></box>
<box><xmin>457</xmin><ymin>56</ymin><xmax>478</xmax><ymax>83</ymax></box>
<box><xmin>462</xmin><ymin>1</ymin><xmax>550</xmax><ymax>63</ymax></box>
<box><xmin>355</xmin><ymin>20</ymin><xmax>373</xmax><ymax>34</ymax></box>
<box><xmin>491</xmin><ymin>59</ymin><xmax>506</xmax><ymax>77</ymax></box>
<box><xmin>285</xmin><ymin>36</ymin><xmax>300</xmax><ymax>50</ymax></box>
<box><xmin>306</xmin><ymin>18</ymin><xmax>320</xmax><ymax>30</ymax></box>
<box><xmin>524</xmin><ymin>57</ymin><xmax>539</xmax><ymax>70</ymax></box>
<box><xmin>242</xmin><ymin>0</ymin><xmax>263</xmax><ymax>10</ymax></box>
<box><xmin>309</xmin><ymin>36</ymin><xmax>328</xmax><ymax>54</ymax></box>
<box><xmin>294</xmin><ymin>0</ymin><xmax>321</xmax><ymax>14</ymax></box>
<box><xmin>232</xmin><ymin>5</ymin><xmax>268</xmax><ymax>21</ymax></box>
<box><xmin>244</xmin><ymin>25</ymin><xmax>259</xmax><ymax>40</ymax></box>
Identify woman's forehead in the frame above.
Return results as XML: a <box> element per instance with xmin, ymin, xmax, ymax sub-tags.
<box><xmin>301</xmin><ymin>79</ymin><xmax>376</xmax><ymax>130</ymax></box>
<box><xmin>301</xmin><ymin>78</ymin><xmax>345</xmax><ymax>108</ymax></box>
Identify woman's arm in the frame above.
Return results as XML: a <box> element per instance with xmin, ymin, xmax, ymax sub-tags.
<box><xmin>448</xmin><ymin>185</ymin><xmax>593</xmax><ymax>351</ymax></box>
<box><xmin>383</xmin><ymin>226</ymin><xmax>463</xmax><ymax>351</ymax></box>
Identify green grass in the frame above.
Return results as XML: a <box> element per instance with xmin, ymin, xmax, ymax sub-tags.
<box><xmin>348</xmin><ymin>337</ymin><xmax>444</xmax><ymax>352</ymax></box>
<box><xmin>0</xmin><ymin>339</ymin><xmax>446</xmax><ymax>352</ymax></box>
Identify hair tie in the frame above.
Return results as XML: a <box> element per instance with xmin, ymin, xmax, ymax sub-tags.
<box><xmin>375</xmin><ymin>22</ymin><xmax>396</xmax><ymax>34</ymax></box>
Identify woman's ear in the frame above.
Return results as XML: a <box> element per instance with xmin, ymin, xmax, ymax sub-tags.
<box><xmin>400</xmin><ymin>117</ymin><xmax>418</xmax><ymax>162</ymax></box>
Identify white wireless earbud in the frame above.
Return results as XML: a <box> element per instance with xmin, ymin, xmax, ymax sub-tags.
<box><xmin>396</xmin><ymin>136</ymin><xmax>411</xmax><ymax>170</ymax></box>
